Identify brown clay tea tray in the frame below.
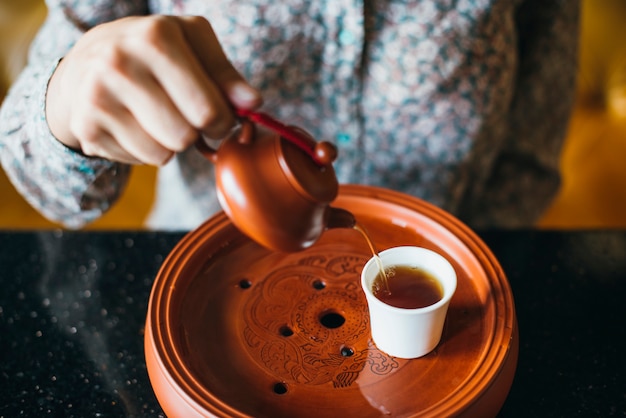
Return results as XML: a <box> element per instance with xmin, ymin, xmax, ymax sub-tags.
<box><xmin>145</xmin><ymin>185</ymin><xmax>518</xmax><ymax>417</ymax></box>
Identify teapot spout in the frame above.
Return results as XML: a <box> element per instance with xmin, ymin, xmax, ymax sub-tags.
<box><xmin>326</xmin><ymin>207</ymin><xmax>356</xmax><ymax>229</ymax></box>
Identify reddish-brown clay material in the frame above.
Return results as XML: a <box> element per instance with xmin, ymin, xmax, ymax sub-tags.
<box><xmin>145</xmin><ymin>185</ymin><xmax>518</xmax><ymax>418</ymax></box>
<box><xmin>195</xmin><ymin>119</ymin><xmax>354</xmax><ymax>252</ymax></box>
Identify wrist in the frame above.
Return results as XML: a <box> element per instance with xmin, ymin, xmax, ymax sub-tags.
<box><xmin>45</xmin><ymin>58</ymin><xmax>80</xmax><ymax>150</ymax></box>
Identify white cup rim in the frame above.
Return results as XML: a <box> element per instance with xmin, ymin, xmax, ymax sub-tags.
<box><xmin>361</xmin><ymin>246</ymin><xmax>457</xmax><ymax>313</ymax></box>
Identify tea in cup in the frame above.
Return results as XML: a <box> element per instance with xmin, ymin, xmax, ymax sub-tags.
<box><xmin>361</xmin><ymin>246</ymin><xmax>457</xmax><ymax>359</ymax></box>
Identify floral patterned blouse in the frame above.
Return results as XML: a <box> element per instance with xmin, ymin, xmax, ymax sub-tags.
<box><xmin>0</xmin><ymin>0</ymin><xmax>579</xmax><ymax>230</ymax></box>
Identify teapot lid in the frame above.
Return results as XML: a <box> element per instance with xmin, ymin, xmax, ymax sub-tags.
<box><xmin>239</xmin><ymin>109</ymin><xmax>340</xmax><ymax>203</ymax></box>
<box><xmin>277</xmin><ymin>127</ymin><xmax>338</xmax><ymax>203</ymax></box>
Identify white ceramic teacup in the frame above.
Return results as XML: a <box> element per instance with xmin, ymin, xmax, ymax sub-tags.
<box><xmin>361</xmin><ymin>246</ymin><xmax>457</xmax><ymax>359</ymax></box>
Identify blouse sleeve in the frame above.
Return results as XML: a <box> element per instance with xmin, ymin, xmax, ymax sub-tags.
<box><xmin>0</xmin><ymin>0</ymin><xmax>149</xmax><ymax>229</ymax></box>
<box><xmin>457</xmin><ymin>0</ymin><xmax>580</xmax><ymax>227</ymax></box>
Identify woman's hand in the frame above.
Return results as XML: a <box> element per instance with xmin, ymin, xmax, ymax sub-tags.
<box><xmin>46</xmin><ymin>15</ymin><xmax>262</xmax><ymax>165</ymax></box>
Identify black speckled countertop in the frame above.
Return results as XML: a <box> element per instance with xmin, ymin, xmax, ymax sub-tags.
<box><xmin>0</xmin><ymin>230</ymin><xmax>624</xmax><ymax>417</ymax></box>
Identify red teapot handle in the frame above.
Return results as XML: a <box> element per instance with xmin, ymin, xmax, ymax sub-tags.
<box><xmin>235</xmin><ymin>109</ymin><xmax>337</xmax><ymax>166</ymax></box>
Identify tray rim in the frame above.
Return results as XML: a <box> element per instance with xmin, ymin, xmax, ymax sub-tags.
<box><xmin>145</xmin><ymin>184</ymin><xmax>518</xmax><ymax>417</ymax></box>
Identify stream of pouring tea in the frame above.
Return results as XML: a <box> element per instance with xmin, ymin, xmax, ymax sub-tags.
<box><xmin>354</xmin><ymin>223</ymin><xmax>390</xmax><ymax>293</ymax></box>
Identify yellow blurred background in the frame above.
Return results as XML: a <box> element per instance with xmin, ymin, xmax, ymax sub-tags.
<box><xmin>1</xmin><ymin>0</ymin><xmax>626</xmax><ymax>230</ymax></box>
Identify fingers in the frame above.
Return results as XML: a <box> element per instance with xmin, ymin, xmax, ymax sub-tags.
<box><xmin>99</xmin><ymin>45</ymin><xmax>197</xmax><ymax>152</ymax></box>
<box><xmin>47</xmin><ymin>14</ymin><xmax>263</xmax><ymax>165</ymax></box>
<box><xmin>71</xmin><ymin>80</ymin><xmax>175</xmax><ymax>166</ymax></box>
<box><xmin>77</xmin><ymin>118</ymin><xmax>175</xmax><ymax>166</ymax></box>
<box><xmin>80</xmin><ymin>132</ymin><xmax>146</xmax><ymax>166</ymax></box>
<box><xmin>177</xmin><ymin>16</ymin><xmax>263</xmax><ymax>110</ymax></box>
<box><xmin>128</xmin><ymin>15</ymin><xmax>258</xmax><ymax>139</ymax></box>
<box><xmin>101</xmin><ymin>107</ymin><xmax>176</xmax><ymax>166</ymax></box>
<box><xmin>142</xmin><ymin>17</ymin><xmax>233</xmax><ymax>136</ymax></box>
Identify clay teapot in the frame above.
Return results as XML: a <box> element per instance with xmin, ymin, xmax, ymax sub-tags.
<box><xmin>196</xmin><ymin>109</ymin><xmax>355</xmax><ymax>252</ymax></box>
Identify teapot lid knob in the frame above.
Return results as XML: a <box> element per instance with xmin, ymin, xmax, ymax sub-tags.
<box><xmin>314</xmin><ymin>142</ymin><xmax>337</xmax><ymax>166</ymax></box>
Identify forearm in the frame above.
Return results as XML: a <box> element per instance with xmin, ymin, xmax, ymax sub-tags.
<box><xmin>0</xmin><ymin>58</ymin><xmax>131</xmax><ymax>228</ymax></box>
<box><xmin>0</xmin><ymin>0</ymin><xmax>147</xmax><ymax>228</ymax></box>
